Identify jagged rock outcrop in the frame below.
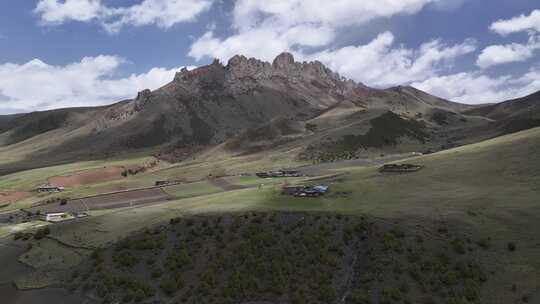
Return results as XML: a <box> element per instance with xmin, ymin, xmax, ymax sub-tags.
<box><xmin>134</xmin><ymin>89</ymin><xmax>152</xmax><ymax>111</ymax></box>
<box><xmin>167</xmin><ymin>52</ymin><xmax>369</xmax><ymax>102</ymax></box>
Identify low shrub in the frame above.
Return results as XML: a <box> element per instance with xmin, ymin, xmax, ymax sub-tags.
<box><xmin>507</xmin><ymin>242</ymin><xmax>516</xmax><ymax>252</ymax></box>
<box><xmin>451</xmin><ymin>238</ymin><xmax>466</xmax><ymax>254</ymax></box>
<box><xmin>477</xmin><ymin>238</ymin><xmax>491</xmax><ymax>250</ymax></box>
<box><xmin>33</xmin><ymin>226</ymin><xmax>51</xmax><ymax>239</ymax></box>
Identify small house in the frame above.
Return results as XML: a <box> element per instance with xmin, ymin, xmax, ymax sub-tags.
<box><xmin>285</xmin><ymin>184</ymin><xmax>330</xmax><ymax>198</ymax></box>
<box><xmin>282</xmin><ymin>170</ymin><xmax>302</xmax><ymax>177</ymax></box>
<box><xmin>379</xmin><ymin>164</ymin><xmax>423</xmax><ymax>173</ymax></box>
<box><xmin>155</xmin><ymin>180</ymin><xmax>169</xmax><ymax>186</ymax></box>
<box><xmin>269</xmin><ymin>171</ymin><xmax>285</xmax><ymax>177</ymax></box>
<box><xmin>256</xmin><ymin>172</ymin><xmax>271</xmax><ymax>178</ymax></box>
<box><xmin>36</xmin><ymin>186</ymin><xmax>65</xmax><ymax>193</ymax></box>
<box><xmin>281</xmin><ymin>186</ymin><xmax>306</xmax><ymax>195</ymax></box>
<box><xmin>256</xmin><ymin>170</ymin><xmax>302</xmax><ymax>178</ymax></box>
<box><xmin>44</xmin><ymin>212</ymin><xmax>68</xmax><ymax>222</ymax></box>
<box><xmin>312</xmin><ymin>185</ymin><xmax>329</xmax><ymax>194</ymax></box>
<box><xmin>295</xmin><ymin>190</ymin><xmax>322</xmax><ymax>197</ymax></box>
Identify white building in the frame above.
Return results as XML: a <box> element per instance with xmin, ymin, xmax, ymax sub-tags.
<box><xmin>36</xmin><ymin>186</ymin><xmax>65</xmax><ymax>193</ymax></box>
<box><xmin>44</xmin><ymin>212</ymin><xmax>68</xmax><ymax>222</ymax></box>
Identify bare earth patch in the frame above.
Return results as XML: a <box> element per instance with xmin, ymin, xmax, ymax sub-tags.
<box><xmin>47</xmin><ymin>166</ymin><xmax>125</xmax><ymax>187</ymax></box>
<box><xmin>0</xmin><ymin>191</ymin><xmax>31</xmax><ymax>205</ymax></box>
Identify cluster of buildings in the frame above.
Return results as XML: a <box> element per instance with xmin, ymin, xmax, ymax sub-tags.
<box><xmin>35</xmin><ymin>186</ymin><xmax>65</xmax><ymax>193</ymax></box>
<box><xmin>154</xmin><ymin>180</ymin><xmax>183</xmax><ymax>186</ymax></box>
<box><xmin>379</xmin><ymin>164</ymin><xmax>423</xmax><ymax>173</ymax></box>
<box><xmin>256</xmin><ymin>170</ymin><xmax>302</xmax><ymax>178</ymax></box>
<box><xmin>40</xmin><ymin>211</ymin><xmax>88</xmax><ymax>222</ymax></box>
<box><xmin>282</xmin><ymin>184</ymin><xmax>329</xmax><ymax>197</ymax></box>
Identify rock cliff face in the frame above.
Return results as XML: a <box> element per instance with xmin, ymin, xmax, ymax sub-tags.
<box><xmin>162</xmin><ymin>52</ymin><xmax>366</xmax><ymax>105</ymax></box>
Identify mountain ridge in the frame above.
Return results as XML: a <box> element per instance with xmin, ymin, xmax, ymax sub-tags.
<box><xmin>0</xmin><ymin>52</ymin><xmax>538</xmax><ymax>174</ymax></box>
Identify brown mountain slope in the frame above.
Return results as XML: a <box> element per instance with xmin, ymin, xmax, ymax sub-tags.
<box><xmin>465</xmin><ymin>90</ymin><xmax>540</xmax><ymax>120</ymax></box>
<box><xmin>464</xmin><ymin>90</ymin><xmax>540</xmax><ymax>135</ymax></box>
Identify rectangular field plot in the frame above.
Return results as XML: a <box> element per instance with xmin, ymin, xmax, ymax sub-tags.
<box><xmin>162</xmin><ymin>181</ymin><xmax>223</xmax><ymax>199</ymax></box>
<box><xmin>27</xmin><ymin>188</ymin><xmax>171</xmax><ymax>214</ymax></box>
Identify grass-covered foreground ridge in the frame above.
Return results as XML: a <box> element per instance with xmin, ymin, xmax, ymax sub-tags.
<box><xmin>64</xmin><ymin>212</ymin><xmax>492</xmax><ymax>304</ymax></box>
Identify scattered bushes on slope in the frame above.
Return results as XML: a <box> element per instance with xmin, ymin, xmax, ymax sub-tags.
<box><xmin>68</xmin><ymin>212</ymin><xmax>491</xmax><ymax>304</ymax></box>
<box><xmin>300</xmin><ymin>111</ymin><xmax>428</xmax><ymax>162</ymax></box>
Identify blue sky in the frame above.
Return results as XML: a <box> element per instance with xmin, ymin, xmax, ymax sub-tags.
<box><xmin>0</xmin><ymin>0</ymin><xmax>539</xmax><ymax>114</ymax></box>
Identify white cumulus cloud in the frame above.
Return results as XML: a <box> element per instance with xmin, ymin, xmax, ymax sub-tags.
<box><xmin>476</xmin><ymin>36</ymin><xmax>540</xmax><ymax>69</ymax></box>
<box><xmin>231</xmin><ymin>0</ymin><xmax>439</xmax><ymax>30</ymax></box>
<box><xmin>189</xmin><ymin>0</ymin><xmax>476</xmax><ymax>90</ymax></box>
<box><xmin>309</xmin><ymin>32</ymin><xmax>477</xmax><ymax>87</ymax></box>
<box><xmin>477</xmin><ymin>10</ymin><xmax>540</xmax><ymax>69</ymax></box>
<box><xmin>189</xmin><ymin>0</ymin><xmax>446</xmax><ymax>62</ymax></box>
<box><xmin>490</xmin><ymin>9</ymin><xmax>540</xmax><ymax>36</ymax></box>
<box><xmin>189</xmin><ymin>26</ymin><xmax>335</xmax><ymax>62</ymax></box>
<box><xmin>412</xmin><ymin>65</ymin><xmax>540</xmax><ymax>104</ymax></box>
<box><xmin>35</xmin><ymin>0</ymin><xmax>103</xmax><ymax>23</ymax></box>
<box><xmin>34</xmin><ymin>0</ymin><xmax>213</xmax><ymax>33</ymax></box>
<box><xmin>0</xmin><ymin>56</ymin><xmax>189</xmax><ymax>114</ymax></box>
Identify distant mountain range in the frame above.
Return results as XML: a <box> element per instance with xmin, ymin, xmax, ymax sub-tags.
<box><xmin>0</xmin><ymin>52</ymin><xmax>539</xmax><ymax>174</ymax></box>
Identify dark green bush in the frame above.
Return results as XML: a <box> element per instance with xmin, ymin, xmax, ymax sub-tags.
<box><xmin>133</xmin><ymin>289</ymin><xmax>145</xmax><ymax>302</ymax></box>
<box><xmin>122</xmin><ymin>292</ymin><xmax>133</xmax><ymax>303</ymax></box>
<box><xmin>151</xmin><ymin>268</ymin><xmax>163</xmax><ymax>278</ymax></box>
<box><xmin>399</xmin><ymin>281</ymin><xmax>410</xmax><ymax>294</ymax></box>
<box><xmin>13</xmin><ymin>232</ymin><xmax>24</xmax><ymax>240</ymax></box>
<box><xmin>160</xmin><ymin>276</ymin><xmax>182</xmax><ymax>296</ymax></box>
<box><xmin>451</xmin><ymin>238</ymin><xmax>466</xmax><ymax>254</ymax></box>
<box><xmin>507</xmin><ymin>242</ymin><xmax>516</xmax><ymax>252</ymax></box>
<box><xmin>477</xmin><ymin>238</ymin><xmax>491</xmax><ymax>250</ymax></box>
<box><xmin>33</xmin><ymin>226</ymin><xmax>51</xmax><ymax>239</ymax></box>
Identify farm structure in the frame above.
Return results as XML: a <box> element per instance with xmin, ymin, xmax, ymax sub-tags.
<box><xmin>282</xmin><ymin>184</ymin><xmax>329</xmax><ymax>197</ymax></box>
<box><xmin>256</xmin><ymin>170</ymin><xmax>302</xmax><ymax>178</ymax></box>
<box><xmin>155</xmin><ymin>180</ymin><xmax>183</xmax><ymax>186</ymax></box>
<box><xmin>41</xmin><ymin>212</ymin><xmax>70</xmax><ymax>222</ymax></box>
<box><xmin>379</xmin><ymin>164</ymin><xmax>423</xmax><ymax>173</ymax></box>
<box><xmin>36</xmin><ymin>186</ymin><xmax>65</xmax><ymax>193</ymax></box>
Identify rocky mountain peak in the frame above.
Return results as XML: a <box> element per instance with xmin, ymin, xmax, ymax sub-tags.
<box><xmin>272</xmin><ymin>52</ymin><xmax>295</xmax><ymax>69</ymax></box>
<box><xmin>163</xmin><ymin>51</ymin><xmax>375</xmax><ymax>102</ymax></box>
<box><xmin>227</xmin><ymin>54</ymin><xmax>248</xmax><ymax>67</ymax></box>
<box><xmin>133</xmin><ymin>89</ymin><xmax>152</xmax><ymax>111</ymax></box>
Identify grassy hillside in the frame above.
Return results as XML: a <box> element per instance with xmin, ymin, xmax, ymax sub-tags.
<box><xmin>3</xmin><ymin>127</ymin><xmax>540</xmax><ymax>303</ymax></box>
